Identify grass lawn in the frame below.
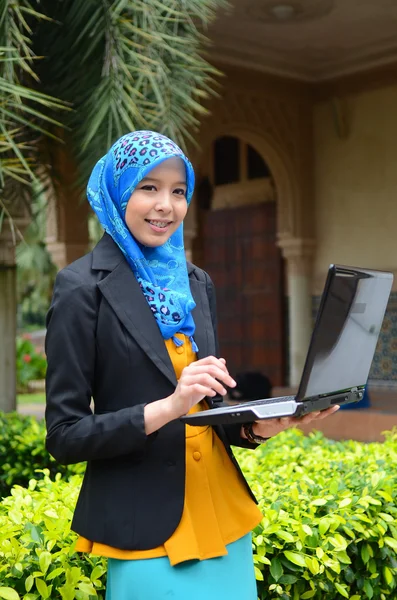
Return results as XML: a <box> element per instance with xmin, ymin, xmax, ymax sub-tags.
<box><xmin>17</xmin><ymin>393</ymin><xmax>45</xmax><ymax>405</ymax></box>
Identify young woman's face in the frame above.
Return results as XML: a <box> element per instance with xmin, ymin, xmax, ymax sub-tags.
<box><xmin>125</xmin><ymin>157</ymin><xmax>188</xmax><ymax>247</ymax></box>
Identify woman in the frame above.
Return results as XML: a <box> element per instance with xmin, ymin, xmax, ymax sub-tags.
<box><xmin>45</xmin><ymin>130</ymin><xmax>338</xmax><ymax>600</ymax></box>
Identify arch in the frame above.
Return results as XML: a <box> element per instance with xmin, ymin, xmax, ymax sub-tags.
<box><xmin>192</xmin><ymin>121</ymin><xmax>301</xmax><ymax>240</ymax></box>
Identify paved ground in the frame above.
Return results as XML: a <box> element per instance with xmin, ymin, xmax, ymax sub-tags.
<box><xmin>18</xmin><ymin>404</ymin><xmax>45</xmax><ymax>419</ymax></box>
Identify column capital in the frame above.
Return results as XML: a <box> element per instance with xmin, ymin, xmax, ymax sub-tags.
<box><xmin>0</xmin><ymin>192</ymin><xmax>31</xmax><ymax>265</ymax></box>
<box><xmin>277</xmin><ymin>235</ymin><xmax>316</xmax><ymax>259</ymax></box>
<box><xmin>0</xmin><ymin>221</ymin><xmax>30</xmax><ymax>266</ymax></box>
<box><xmin>277</xmin><ymin>236</ymin><xmax>316</xmax><ymax>277</ymax></box>
<box><xmin>46</xmin><ymin>241</ymin><xmax>90</xmax><ymax>270</ymax></box>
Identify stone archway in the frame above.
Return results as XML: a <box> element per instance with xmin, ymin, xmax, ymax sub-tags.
<box><xmin>191</xmin><ymin>131</ymin><xmax>286</xmax><ymax>384</ymax></box>
<box><xmin>189</xmin><ymin>123</ymin><xmax>299</xmax><ymax>240</ymax></box>
<box><xmin>188</xmin><ymin>90</ymin><xmax>316</xmax><ymax>385</ymax></box>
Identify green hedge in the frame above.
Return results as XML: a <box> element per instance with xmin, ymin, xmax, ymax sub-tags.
<box><xmin>0</xmin><ymin>413</ymin><xmax>84</xmax><ymax>499</ymax></box>
<box><xmin>0</xmin><ymin>472</ymin><xmax>106</xmax><ymax>599</ymax></box>
<box><xmin>236</xmin><ymin>428</ymin><xmax>397</xmax><ymax>600</ymax></box>
<box><xmin>1</xmin><ymin>416</ymin><xmax>397</xmax><ymax>599</ymax></box>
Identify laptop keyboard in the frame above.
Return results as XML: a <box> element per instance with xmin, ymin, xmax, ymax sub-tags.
<box><xmin>230</xmin><ymin>395</ymin><xmax>296</xmax><ymax>408</ymax></box>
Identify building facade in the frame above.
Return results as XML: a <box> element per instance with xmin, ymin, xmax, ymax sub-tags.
<box><xmin>43</xmin><ymin>0</ymin><xmax>397</xmax><ymax>389</ymax></box>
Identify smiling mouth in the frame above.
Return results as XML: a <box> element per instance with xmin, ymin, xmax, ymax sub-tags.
<box><xmin>145</xmin><ymin>219</ymin><xmax>172</xmax><ymax>229</ymax></box>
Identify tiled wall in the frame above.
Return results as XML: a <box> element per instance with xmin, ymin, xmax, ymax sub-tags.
<box><xmin>369</xmin><ymin>292</ymin><xmax>397</xmax><ymax>381</ymax></box>
<box><xmin>312</xmin><ymin>293</ymin><xmax>397</xmax><ymax>382</ymax></box>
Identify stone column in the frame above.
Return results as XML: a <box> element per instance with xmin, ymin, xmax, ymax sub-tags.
<box><xmin>278</xmin><ymin>237</ymin><xmax>315</xmax><ymax>387</ymax></box>
<box><xmin>0</xmin><ymin>237</ymin><xmax>17</xmax><ymax>412</ymax></box>
<box><xmin>45</xmin><ymin>148</ymin><xmax>89</xmax><ymax>270</ymax></box>
<box><xmin>0</xmin><ymin>193</ymin><xmax>30</xmax><ymax>412</ymax></box>
<box><xmin>46</xmin><ymin>191</ymin><xmax>90</xmax><ymax>270</ymax></box>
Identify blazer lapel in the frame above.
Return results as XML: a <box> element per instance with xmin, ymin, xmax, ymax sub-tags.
<box><xmin>93</xmin><ymin>234</ymin><xmax>217</xmax><ymax>388</ymax></box>
<box><xmin>97</xmin><ymin>260</ymin><xmax>177</xmax><ymax>386</ymax></box>
<box><xmin>189</xmin><ymin>275</ymin><xmax>216</xmax><ymax>360</ymax></box>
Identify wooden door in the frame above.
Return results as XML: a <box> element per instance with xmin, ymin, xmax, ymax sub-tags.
<box><xmin>201</xmin><ymin>203</ymin><xmax>285</xmax><ymax>385</ymax></box>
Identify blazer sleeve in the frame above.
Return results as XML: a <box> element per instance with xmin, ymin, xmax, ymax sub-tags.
<box><xmin>45</xmin><ymin>267</ymin><xmax>151</xmax><ymax>465</ymax></box>
<box><xmin>204</xmin><ymin>271</ymin><xmax>259</xmax><ymax>450</ymax></box>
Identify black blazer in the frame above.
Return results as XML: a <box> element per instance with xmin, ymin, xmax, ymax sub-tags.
<box><xmin>45</xmin><ymin>233</ymin><xmax>257</xmax><ymax>550</ymax></box>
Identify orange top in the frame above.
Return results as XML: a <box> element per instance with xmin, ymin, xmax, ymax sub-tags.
<box><xmin>75</xmin><ymin>334</ymin><xmax>262</xmax><ymax>565</ymax></box>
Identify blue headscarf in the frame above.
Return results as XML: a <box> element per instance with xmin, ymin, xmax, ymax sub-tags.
<box><xmin>87</xmin><ymin>131</ymin><xmax>197</xmax><ymax>351</ymax></box>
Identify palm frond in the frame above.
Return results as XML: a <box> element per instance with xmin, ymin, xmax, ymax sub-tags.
<box><xmin>0</xmin><ymin>1</ymin><xmax>67</xmax><ymax>229</ymax></box>
<box><xmin>36</xmin><ymin>0</ymin><xmax>228</xmax><ymax>182</ymax></box>
<box><xmin>1</xmin><ymin>0</ymin><xmax>229</xmax><ymax>235</ymax></box>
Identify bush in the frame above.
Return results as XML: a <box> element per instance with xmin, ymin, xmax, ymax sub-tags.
<box><xmin>16</xmin><ymin>337</ymin><xmax>47</xmax><ymax>392</ymax></box>
<box><xmin>0</xmin><ymin>412</ymin><xmax>84</xmax><ymax>499</ymax></box>
<box><xmin>0</xmin><ymin>472</ymin><xmax>106</xmax><ymax>599</ymax></box>
<box><xmin>1</xmin><ymin>418</ymin><xmax>397</xmax><ymax>599</ymax></box>
<box><xmin>235</xmin><ymin>428</ymin><xmax>397</xmax><ymax>600</ymax></box>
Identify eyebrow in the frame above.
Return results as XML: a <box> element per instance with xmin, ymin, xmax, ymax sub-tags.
<box><xmin>141</xmin><ymin>176</ymin><xmax>187</xmax><ymax>186</ymax></box>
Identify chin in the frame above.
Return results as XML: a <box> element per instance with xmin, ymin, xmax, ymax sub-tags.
<box><xmin>142</xmin><ymin>240</ymin><xmax>164</xmax><ymax>248</ymax></box>
<box><xmin>139</xmin><ymin>235</ymin><xmax>173</xmax><ymax>248</ymax></box>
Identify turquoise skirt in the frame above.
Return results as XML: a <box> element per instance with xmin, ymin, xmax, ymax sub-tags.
<box><xmin>105</xmin><ymin>533</ymin><xmax>257</xmax><ymax>600</ymax></box>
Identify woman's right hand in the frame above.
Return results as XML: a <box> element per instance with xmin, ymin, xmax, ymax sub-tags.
<box><xmin>165</xmin><ymin>356</ymin><xmax>236</xmax><ymax>420</ymax></box>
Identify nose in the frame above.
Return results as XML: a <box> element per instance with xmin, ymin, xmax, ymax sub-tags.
<box><xmin>155</xmin><ymin>190</ymin><xmax>172</xmax><ymax>214</ymax></box>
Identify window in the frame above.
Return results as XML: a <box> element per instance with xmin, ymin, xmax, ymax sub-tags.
<box><xmin>213</xmin><ymin>137</ymin><xmax>270</xmax><ymax>185</ymax></box>
<box><xmin>214</xmin><ymin>136</ymin><xmax>240</xmax><ymax>185</ymax></box>
<box><xmin>247</xmin><ymin>144</ymin><xmax>270</xmax><ymax>179</ymax></box>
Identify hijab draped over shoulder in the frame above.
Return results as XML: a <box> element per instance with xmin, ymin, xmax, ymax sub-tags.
<box><xmin>86</xmin><ymin>131</ymin><xmax>198</xmax><ymax>350</ymax></box>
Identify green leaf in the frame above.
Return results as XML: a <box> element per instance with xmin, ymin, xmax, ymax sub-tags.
<box><xmin>254</xmin><ymin>566</ymin><xmax>263</xmax><ymax>581</ymax></box>
<box><xmin>77</xmin><ymin>582</ymin><xmax>96</xmax><ymax>595</ymax></box>
<box><xmin>384</xmin><ymin>537</ymin><xmax>397</xmax><ymax>550</ymax></box>
<box><xmin>311</xmin><ymin>498</ymin><xmax>327</xmax><ymax>506</ymax></box>
<box><xmin>58</xmin><ymin>584</ymin><xmax>75</xmax><ymax>600</ymax></box>
<box><xmin>270</xmin><ymin>557</ymin><xmax>283</xmax><ymax>582</ymax></box>
<box><xmin>335</xmin><ymin>582</ymin><xmax>349</xmax><ymax>598</ymax></box>
<box><xmin>284</xmin><ymin>551</ymin><xmax>307</xmax><ymax>567</ymax></box>
<box><xmin>319</xmin><ymin>519</ymin><xmax>331</xmax><ymax>535</ymax></box>
<box><xmin>0</xmin><ymin>589</ymin><xmax>20</xmax><ymax>600</ymax></box>
<box><xmin>377</xmin><ymin>491</ymin><xmax>393</xmax><ymax>502</ymax></box>
<box><xmin>363</xmin><ymin>580</ymin><xmax>373</xmax><ymax>599</ymax></box>
<box><xmin>46</xmin><ymin>567</ymin><xmax>65</xmax><ymax>581</ymax></box>
<box><xmin>328</xmin><ymin>535</ymin><xmax>347</xmax><ymax>550</ymax></box>
<box><xmin>306</xmin><ymin>556</ymin><xmax>320</xmax><ymax>575</ymax></box>
<box><xmin>25</xmin><ymin>576</ymin><xmax>34</xmax><ymax>592</ymax></box>
<box><xmin>301</xmin><ymin>591</ymin><xmax>316</xmax><ymax>599</ymax></box>
<box><xmin>279</xmin><ymin>575</ymin><xmax>298</xmax><ymax>584</ymax></box>
<box><xmin>276</xmin><ymin>530</ymin><xmax>295</xmax><ymax>542</ymax></box>
<box><xmin>361</xmin><ymin>544</ymin><xmax>370</xmax><ymax>564</ymax></box>
<box><xmin>379</xmin><ymin>512</ymin><xmax>394</xmax><ymax>522</ymax></box>
<box><xmin>339</xmin><ymin>497</ymin><xmax>352</xmax><ymax>508</ymax></box>
<box><xmin>383</xmin><ymin>566</ymin><xmax>394</xmax><ymax>587</ymax></box>
<box><xmin>335</xmin><ymin>550</ymin><xmax>351</xmax><ymax>564</ymax></box>
<box><xmin>39</xmin><ymin>551</ymin><xmax>51</xmax><ymax>575</ymax></box>
<box><xmin>35</xmin><ymin>579</ymin><xmax>49</xmax><ymax>599</ymax></box>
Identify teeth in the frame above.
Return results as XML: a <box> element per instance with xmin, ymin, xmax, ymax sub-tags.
<box><xmin>149</xmin><ymin>221</ymin><xmax>169</xmax><ymax>228</ymax></box>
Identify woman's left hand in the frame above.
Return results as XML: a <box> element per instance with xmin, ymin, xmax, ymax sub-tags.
<box><xmin>251</xmin><ymin>405</ymin><xmax>340</xmax><ymax>440</ymax></box>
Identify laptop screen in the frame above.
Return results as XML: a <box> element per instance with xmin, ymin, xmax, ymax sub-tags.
<box><xmin>298</xmin><ymin>266</ymin><xmax>393</xmax><ymax>399</ymax></box>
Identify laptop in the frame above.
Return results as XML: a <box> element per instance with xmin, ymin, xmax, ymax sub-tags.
<box><xmin>181</xmin><ymin>264</ymin><xmax>393</xmax><ymax>426</ymax></box>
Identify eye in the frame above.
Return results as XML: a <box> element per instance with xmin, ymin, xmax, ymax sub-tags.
<box><xmin>173</xmin><ymin>188</ymin><xmax>186</xmax><ymax>196</ymax></box>
<box><xmin>140</xmin><ymin>185</ymin><xmax>157</xmax><ymax>192</ymax></box>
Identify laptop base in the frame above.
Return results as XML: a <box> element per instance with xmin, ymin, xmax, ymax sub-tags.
<box><xmin>180</xmin><ymin>390</ymin><xmax>362</xmax><ymax>427</ymax></box>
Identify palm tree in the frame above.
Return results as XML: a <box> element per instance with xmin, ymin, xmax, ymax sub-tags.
<box><xmin>0</xmin><ymin>0</ymin><xmax>227</xmax><ymax>411</ymax></box>
<box><xmin>0</xmin><ymin>0</ymin><xmax>227</xmax><ymax>215</ymax></box>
